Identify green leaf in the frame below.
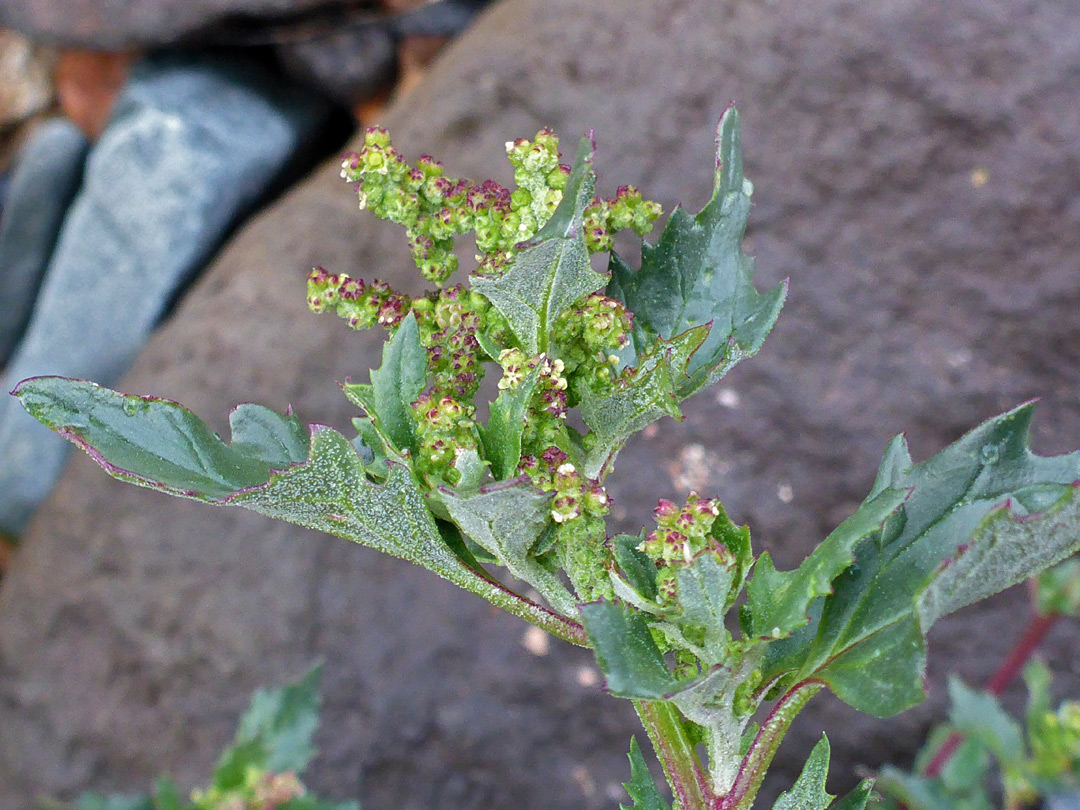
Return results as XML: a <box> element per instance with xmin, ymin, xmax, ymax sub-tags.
<box><xmin>580</xmin><ymin>600</ymin><xmax>679</xmax><ymax>699</ymax></box>
<box><xmin>470</xmin><ymin>137</ymin><xmax>606</xmax><ymax>355</ymax></box>
<box><xmin>745</xmin><ymin>487</ymin><xmax>909</xmax><ymax>640</ymax></box>
<box><xmin>16</xmin><ymin>377</ymin><xmax>586</xmax><ymax>644</ymax></box>
<box><xmin>620</xmin><ymin>738</ymin><xmax>671</xmax><ymax>810</ymax></box>
<box><xmin>772</xmin><ymin>736</ymin><xmax>834</xmax><ymax>810</ymax></box>
<box><xmin>479</xmin><ymin>365</ymin><xmax>541</xmax><ymax>480</ymax></box>
<box><xmin>769</xmin><ymin>403</ymin><xmax>1080</xmax><ymax>717</ymax></box>
<box><xmin>613</xmin><ymin>533</ymin><xmax>658</xmax><ymax>602</ymax></box>
<box><xmin>73</xmin><ymin>796</ymin><xmax>155</xmax><ymax>810</ymax></box>
<box><xmin>1035</xmin><ymin>557</ymin><xmax>1080</xmax><ymax>617</ymax></box>
<box><xmin>580</xmin><ymin>327</ymin><xmax>705</xmax><ymax>479</ymax></box>
<box><xmin>608</xmin><ymin>107</ymin><xmax>786</xmax><ymax>399</ymax></box>
<box><xmin>434</xmin><ymin>479</ymin><xmax>577</xmax><ymax>616</ymax></box>
<box><xmin>151</xmin><ymin>779</ymin><xmax>188</xmax><ymax>810</ymax></box>
<box><xmin>15</xmin><ymin>377</ymin><xmax>309</xmax><ymax>499</ymax></box>
<box><xmin>232</xmin><ymin>666</ymin><xmax>322</xmax><ymax>775</ymax></box>
<box><xmin>341</xmin><ymin>311</ymin><xmax>427</xmax><ymax>455</ymax></box>
<box><xmin>673</xmin><ymin>555</ymin><xmax>735</xmax><ymax>644</ymax></box>
<box><xmin>947</xmin><ymin>677</ymin><xmax>1026</xmax><ymax>767</ymax></box>
<box><xmin>279</xmin><ymin>799</ymin><xmax>360</xmax><ymax>810</ymax></box>
<box><xmin>830</xmin><ymin>780</ymin><xmax>874</xmax><ymax>810</ymax></box>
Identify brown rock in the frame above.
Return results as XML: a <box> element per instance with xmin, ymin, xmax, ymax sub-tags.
<box><xmin>1</xmin><ymin>0</ymin><xmax>1079</xmax><ymax>808</ymax></box>
<box><xmin>0</xmin><ymin>28</ymin><xmax>51</xmax><ymax>127</ymax></box>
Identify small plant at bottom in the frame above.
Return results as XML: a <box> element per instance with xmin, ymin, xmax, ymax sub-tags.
<box><xmin>61</xmin><ymin>668</ymin><xmax>355</xmax><ymax>810</ymax></box>
<box><xmin>13</xmin><ymin>107</ymin><xmax>1080</xmax><ymax>810</ymax></box>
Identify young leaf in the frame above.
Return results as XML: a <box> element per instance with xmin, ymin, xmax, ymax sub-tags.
<box><xmin>613</xmin><ymin>532</ymin><xmax>659</xmax><ymax>603</ymax></box>
<box><xmin>772</xmin><ymin>736</ymin><xmax>834</xmax><ymax>810</ymax></box>
<box><xmin>340</xmin><ymin>311</ymin><xmax>427</xmax><ymax>455</ymax></box>
<box><xmin>479</xmin><ymin>365</ymin><xmax>541</xmax><ymax>480</ymax></box>
<box><xmin>947</xmin><ymin>676</ymin><xmax>1026</xmax><ymax>768</ymax></box>
<box><xmin>766</xmin><ymin>403</ymin><xmax>1080</xmax><ymax>717</ymax></box>
<box><xmin>668</xmin><ymin>553</ymin><xmax>736</xmax><ymax>659</ymax></box>
<box><xmin>230</xmin><ymin>666</ymin><xmax>322</xmax><ymax>775</ymax></box>
<box><xmin>830</xmin><ymin>780</ymin><xmax>875</xmax><ymax>810</ymax></box>
<box><xmin>607</xmin><ymin>107</ymin><xmax>786</xmax><ymax>399</ymax></box>
<box><xmin>621</xmin><ymin>738</ymin><xmax>671</xmax><ymax>810</ymax></box>
<box><xmin>580</xmin><ymin>327</ymin><xmax>706</xmax><ymax>479</ymax></box>
<box><xmin>15</xmin><ymin>377</ymin><xmax>586</xmax><ymax>645</ymax></box>
<box><xmin>434</xmin><ymin>479</ymin><xmax>578</xmax><ymax>616</ymax></box>
<box><xmin>470</xmin><ymin>136</ymin><xmax>606</xmax><ymax>356</ymax></box>
<box><xmin>580</xmin><ymin>600</ymin><xmax>680</xmax><ymax>699</ymax></box>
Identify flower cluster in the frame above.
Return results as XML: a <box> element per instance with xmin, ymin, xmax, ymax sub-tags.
<box><xmin>324</xmin><ymin>127</ymin><xmax>664</xmax><ymax>509</ymax></box>
<box><xmin>553</xmin><ymin>292</ymin><xmax>633</xmax><ymax>399</ymax></box>
<box><xmin>639</xmin><ymin>492</ymin><xmax>736</xmax><ymax>604</ymax></box>
<box><xmin>306</xmin><ymin>268</ymin><xmax>410</xmax><ymax>330</ymax></box>
<box><xmin>582</xmin><ymin>185</ymin><xmax>664</xmax><ymax>253</ymax></box>
<box><xmin>340</xmin><ymin>128</ymin><xmax>471</xmax><ymax>283</ymax></box>
<box><xmin>340</xmin><ymin>127</ymin><xmax>662</xmax><ymax>283</ymax></box>
<box><xmin>641</xmin><ymin>492</ymin><xmax>724</xmax><ymax>564</ymax></box>
<box><xmin>412</xmin><ymin>391</ymin><xmax>478</xmax><ymax>486</ymax></box>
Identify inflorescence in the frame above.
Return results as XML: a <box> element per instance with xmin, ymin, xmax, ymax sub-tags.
<box><xmin>309</xmin><ymin>126</ymin><xmax>664</xmax><ymax>533</ymax></box>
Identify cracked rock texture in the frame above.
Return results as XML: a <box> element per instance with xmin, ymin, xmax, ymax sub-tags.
<box><xmin>2</xmin><ymin>0</ymin><xmax>1079</xmax><ymax>808</ymax></box>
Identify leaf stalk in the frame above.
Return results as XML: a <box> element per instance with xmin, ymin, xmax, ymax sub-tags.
<box><xmin>635</xmin><ymin>699</ymin><xmax>714</xmax><ymax>810</ymax></box>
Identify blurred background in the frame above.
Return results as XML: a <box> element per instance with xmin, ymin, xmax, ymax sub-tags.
<box><xmin>0</xmin><ymin>1</ymin><xmax>1078</xmax><ymax>808</ymax></box>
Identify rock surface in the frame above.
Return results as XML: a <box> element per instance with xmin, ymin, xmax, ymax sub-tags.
<box><xmin>0</xmin><ymin>0</ymin><xmax>377</xmax><ymax>48</ymax></box>
<box><xmin>2</xmin><ymin>0</ymin><xmax>1080</xmax><ymax>808</ymax></box>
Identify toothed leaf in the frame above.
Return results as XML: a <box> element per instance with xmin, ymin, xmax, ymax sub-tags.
<box><xmin>15</xmin><ymin>377</ymin><xmax>309</xmax><ymax>498</ymax></box>
<box><xmin>608</xmin><ymin>107</ymin><xmax>786</xmax><ymax>399</ymax></box>
<box><xmin>471</xmin><ymin>137</ymin><xmax>605</xmax><ymax>355</ymax></box>
<box><xmin>341</xmin><ymin>311</ymin><xmax>427</xmax><ymax>455</ymax></box>
<box><xmin>762</xmin><ymin>403</ymin><xmax>1080</xmax><ymax>717</ymax></box>
<box><xmin>773</xmin><ymin>736</ymin><xmax>834</xmax><ymax>810</ymax></box>
<box><xmin>620</xmin><ymin>738</ymin><xmax>671</xmax><ymax>810</ymax></box>
<box><xmin>580</xmin><ymin>326</ymin><xmax>705</xmax><ymax>478</ymax></box>
<box><xmin>15</xmin><ymin>377</ymin><xmax>580</xmax><ymax>641</ymax></box>
<box><xmin>434</xmin><ymin>479</ymin><xmax>577</xmax><ymax>616</ymax></box>
<box><xmin>213</xmin><ymin>666</ymin><xmax>323</xmax><ymax>789</ymax></box>
<box><xmin>745</xmin><ymin>486</ymin><xmax>908</xmax><ymax>640</ymax></box>
<box><xmin>580</xmin><ymin>600</ymin><xmax>679</xmax><ymax>699</ymax></box>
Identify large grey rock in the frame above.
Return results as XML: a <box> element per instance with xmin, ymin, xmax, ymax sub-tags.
<box><xmin>2</xmin><ymin>0</ymin><xmax>1079</xmax><ymax>807</ymax></box>
<box><xmin>0</xmin><ymin>0</ymin><xmax>374</xmax><ymax>48</ymax></box>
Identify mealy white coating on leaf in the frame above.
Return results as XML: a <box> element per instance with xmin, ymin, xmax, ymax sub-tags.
<box><xmin>435</xmin><ymin>482</ymin><xmax>578</xmax><ymax>617</ymax></box>
<box><xmin>918</xmin><ymin>486</ymin><xmax>1080</xmax><ymax>628</ymax></box>
<box><xmin>771</xmin><ymin>736</ymin><xmax>834</xmax><ymax>810</ymax></box>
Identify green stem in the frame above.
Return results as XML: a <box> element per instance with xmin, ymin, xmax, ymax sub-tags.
<box><xmin>635</xmin><ymin>699</ymin><xmax>713</xmax><ymax>810</ymax></box>
<box><xmin>720</xmin><ymin>680</ymin><xmax>823</xmax><ymax>810</ymax></box>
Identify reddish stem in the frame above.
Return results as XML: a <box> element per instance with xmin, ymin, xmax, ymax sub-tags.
<box><xmin>983</xmin><ymin>612</ymin><xmax>1060</xmax><ymax>696</ymax></box>
<box><xmin>924</xmin><ymin>611</ymin><xmax>1060</xmax><ymax>778</ymax></box>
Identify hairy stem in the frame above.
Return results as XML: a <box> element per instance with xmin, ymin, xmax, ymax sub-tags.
<box><xmin>720</xmin><ymin>680</ymin><xmax>824</xmax><ymax>810</ymax></box>
<box><xmin>924</xmin><ymin>611</ymin><xmax>1060</xmax><ymax>778</ymax></box>
<box><xmin>635</xmin><ymin>700</ymin><xmax>713</xmax><ymax>810</ymax></box>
